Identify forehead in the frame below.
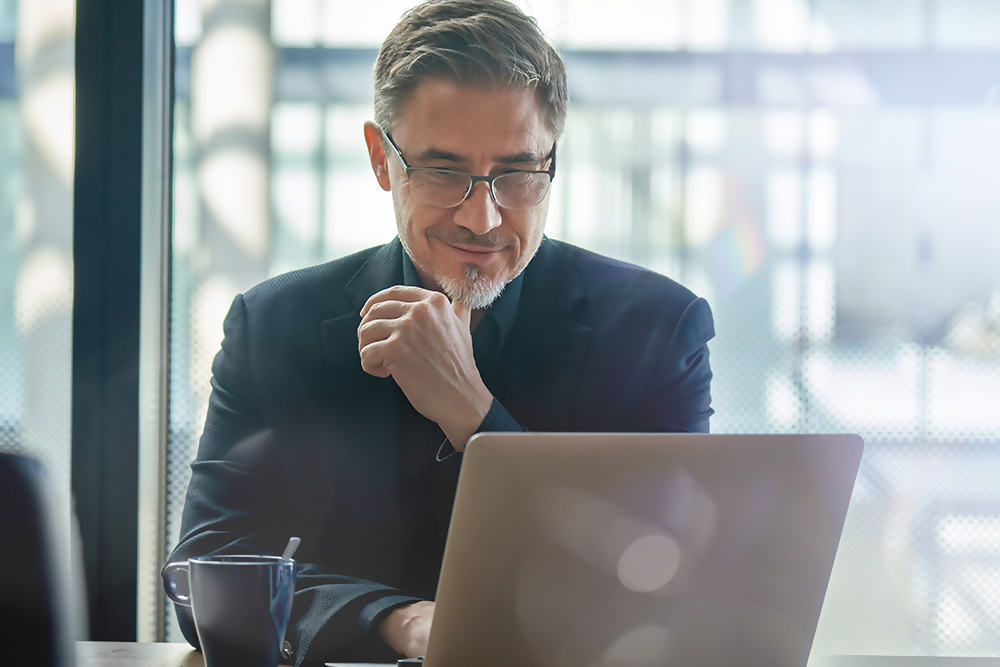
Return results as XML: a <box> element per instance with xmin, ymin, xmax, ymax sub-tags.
<box><xmin>391</xmin><ymin>78</ymin><xmax>553</xmax><ymax>159</ymax></box>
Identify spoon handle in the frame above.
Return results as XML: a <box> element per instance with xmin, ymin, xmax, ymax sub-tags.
<box><xmin>281</xmin><ymin>536</ymin><xmax>301</xmax><ymax>560</ymax></box>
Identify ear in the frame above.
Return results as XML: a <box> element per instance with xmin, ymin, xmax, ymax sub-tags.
<box><xmin>363</xmin><ymin>121</ymin><xmax>392</xmax><ymax>192</ymax></box>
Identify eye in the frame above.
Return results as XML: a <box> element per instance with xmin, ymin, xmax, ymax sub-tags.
<box><xmin>412</xmin><ymin>170</ymin><xmax>467</xmax><ymax>188</ymax></box>
<box><xmin>495</xmin><ymin>167</ymin><xmax>534</xmax><ymax>177</ymax></box>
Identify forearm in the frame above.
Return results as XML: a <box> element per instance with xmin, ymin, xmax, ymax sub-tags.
<box><xmin>285</xmin><ymin>572</ymin><xmax>424</xmax><ymax>665</ymax></box>
<box><xmin>168</xmin><ymin>523</ymin><xmax>425</xmax><ymax>664</ymax></box>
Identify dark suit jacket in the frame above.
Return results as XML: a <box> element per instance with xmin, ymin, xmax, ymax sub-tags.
<box><xmin>166</xmin><ymin>236</ymin><xmax>714</xmax><ymax>665</ymax></box>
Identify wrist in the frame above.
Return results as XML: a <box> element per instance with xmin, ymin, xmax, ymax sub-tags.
<box><xmin>443</xmin><ymin>387</ymin><xmax>493</xmax><ymax>452</ymax></box>
<box><xmin>377</xmin><ymin>607</ymin><xmax>407</xmax><ymax>655</ymax></box>
<box><xmin>378</xmin><ymin>601</ymin><xmax>434</xmax><ymax>658</ymax></box>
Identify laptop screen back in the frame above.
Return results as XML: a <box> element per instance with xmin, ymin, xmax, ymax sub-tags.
<box><xmin>425</xmin><ymin>433</ymin><xmax>864</xmax><ymax>667</ymax></box>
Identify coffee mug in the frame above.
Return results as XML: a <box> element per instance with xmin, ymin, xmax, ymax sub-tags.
<box><xmin>163</xmin><ymin>555</ymin><xmax>296</xmax><ymax>667</ymax></box>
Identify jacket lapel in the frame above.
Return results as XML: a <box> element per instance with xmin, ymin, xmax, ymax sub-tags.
<box><xmin>319</xmin><ymin>240</ymin><xmax>406</xmax><ymax>459</ymax></box>
<box><xmin>321</xmin><ymin>238</ymin><xmax>404</xmax><ymax>375</ymax></box>
<box><xmin>502</xmin><ymin>239</ymin><xmax>592</xmax><ymax>429</ymax></box>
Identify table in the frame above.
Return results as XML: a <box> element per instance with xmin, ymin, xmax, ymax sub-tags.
<box><xmin>78</xmin><ymin>642</ymin><xmax>1000</xmax><ymax>667</ymax></box>
<box><xmin>77</xmin><ymin>643</ymin><xmax>201</xmax><ymax>667</ymax></box>
<box><xmin>76</xmin><ymin>642</ymin><xmax>293</xmax><ymax>667</ymax></box>
<box><xmin>812</xmin><ymin>660</ymin><xmax>1000</xmax><ymax>667</ymax></box>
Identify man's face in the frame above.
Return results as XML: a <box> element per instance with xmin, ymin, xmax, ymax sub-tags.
<box><xmin>365</xmin><ymin>78</ymin><xmax>555</xmax><ymax>308</ymax></box>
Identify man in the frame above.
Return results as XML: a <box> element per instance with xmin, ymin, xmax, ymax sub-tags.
<box><xmin>166</xmin><ymin>1</ymin><xmax>714</xmax><ymax>665</ymax></box>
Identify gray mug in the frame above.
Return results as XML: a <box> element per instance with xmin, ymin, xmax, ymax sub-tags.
<box><xmin>163</xmin><ymin>555</ymin><xmax>296</xmax><ymax>667</ymax></box>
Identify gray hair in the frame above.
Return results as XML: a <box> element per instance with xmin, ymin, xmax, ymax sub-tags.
<box><xmin>373</xmin><ymin>0</ymin><xmax>568</xmax><ymax>138</ymax></box>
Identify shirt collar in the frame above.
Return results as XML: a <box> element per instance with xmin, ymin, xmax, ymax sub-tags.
<box><xmin>400</xmin><ymin>244</ymin><xmax>523</xmax><ymax>349</ymax></box>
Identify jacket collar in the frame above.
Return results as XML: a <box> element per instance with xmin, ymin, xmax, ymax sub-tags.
<box><xmin>343</xmin><ymin>237</ymin><xmax>406</xmax><ymax>313</ymax></box>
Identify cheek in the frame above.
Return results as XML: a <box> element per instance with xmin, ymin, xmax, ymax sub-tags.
<box><xmin>519</xmin><ymin>209</ymin><xmax>548</xmax><ymax>248</ymax></box>
<box><xmin>396</xmin><ymin>192</ymin><xmax>442</xmax><ymax>237</ymax></box>
<box><xmin>503</xmin><ymin>212</ymin><xmax>546</xmax><ymax>275</ymax></box>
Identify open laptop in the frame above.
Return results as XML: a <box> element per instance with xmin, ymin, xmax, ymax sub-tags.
<box><xmin>329</xmin><ymin>432</ymin><xmax>864</xmax><ymax>667</ymax></box>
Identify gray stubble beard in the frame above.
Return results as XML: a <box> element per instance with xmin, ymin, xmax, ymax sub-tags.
<box><xmin>434</xmin><ymin>263</ymin><xmax>508</xmax><ymax>310</ymax></box>
<box><xmin>398</xmin><ymin>233</ymin><xmax>509</xmax><ymax>309</ymax></box>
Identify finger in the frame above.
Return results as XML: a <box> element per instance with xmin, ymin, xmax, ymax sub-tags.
<box><xmin>359</xmin><ymin>299</ymin><xmax>409</xmax><ymax>326</ymax></box>
<box><xmin>361</xmin><ymin>285</ymin><xmax>437</xmax><ymax>318</ymax></box>
<box><xmin>452</xmin><ymin>298</ymin><xmax>472</xmax><ymax>329</ymax></box>
<box><xmin>357</xmin><ymin>318</ymin><xmax>400</xmax><ymax>348</ymax></box>
<box><xmin>359</xmin><ymin>339</ymin><xmax>392</xmax><ymax>378</ymax></box>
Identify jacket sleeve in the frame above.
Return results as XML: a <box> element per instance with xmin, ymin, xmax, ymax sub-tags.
<box><xmin>633</xmin><ymin>296</ymin><xmax>715</xmax><ymax>433</ymax></box>
<box><xmin>164</xmin><ymin>294</ymin><xmax>421</xmax><ymax>666</ymax></box>
<box><xmin>435</xmin><ymin>397</ymin><xmax>525</xmax><ymax>479</ymax></box>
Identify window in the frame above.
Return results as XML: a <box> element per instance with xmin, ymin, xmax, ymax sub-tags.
<box><xmin>158</xmin><ymin>0</ymin><xmax>1000</xmax><ymax>655</ymax></box>
<box><xmin>0</xmin><ymin>0</ymin><xmax>75</xmax><ymax>543</ymax></box>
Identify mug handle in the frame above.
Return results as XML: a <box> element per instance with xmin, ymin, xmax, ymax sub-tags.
<box><xmin>162</xmin><ymin>562</ymin><xmax>191</xmax><ymax>606</ymax></box>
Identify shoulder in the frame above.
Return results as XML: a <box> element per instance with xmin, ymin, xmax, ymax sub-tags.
<box><xmin>532</xmin><ymin>241</ymin><xmax>715</xmax><ymax>385</ymax></box>
<box><xmin>539</xmin><ymin>238</ymin><xmax>702</xmax><ymax>310</ymax></box>
<box><xmin>247</xmin><ymin>245</ymin><xmax>379</xmax><ymax>301</ymax></box>
<box><xmin>238</xmin><ymin>243</ymin><xmax>388</xmax><ymax>322</ymax></box>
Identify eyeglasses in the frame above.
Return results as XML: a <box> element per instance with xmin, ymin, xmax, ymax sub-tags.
<box><xmin>380</xmin><ymin>128</ymin><xmax>556</xmax><ymax>210</ymax></box>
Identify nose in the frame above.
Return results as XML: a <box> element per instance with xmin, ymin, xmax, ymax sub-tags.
<box><xmin>453</xmin><ymin>181</ymin><xmax>502</xmax><ymax>235</ymax></box>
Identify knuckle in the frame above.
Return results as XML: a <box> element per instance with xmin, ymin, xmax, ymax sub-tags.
<box><xmin>410</xmin><ymin>300</ymin><xmax>431</xmax><ymax>319</ymax></box>
<box><xmin>358</xmin><ymin>344</ymin><xmax>373</xmax><ymax>364</ymax></box>
<box><xmin>382</xmin><ymin>330</ymin><xmax>404</xmax><ymax>353</ymax></box>
<box><xmin>372</xmin><ymin>299</ymin><xmax>394</xmax><ymax>314</ymax></box>
<box><xmin>395</xmin><ymin>313</ymin><xmax>414</xmax><ymax>333</ymax></box>
<box><xmin>357</xmin><ymin>321</ymin><xmax>377</xmax><ymax>343</ymax></box>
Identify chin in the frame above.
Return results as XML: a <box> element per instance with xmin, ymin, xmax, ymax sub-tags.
<box><xmin>436</xmin><ymin>265</ymin><xmax>508</xmax><ymax>309</ymax></box>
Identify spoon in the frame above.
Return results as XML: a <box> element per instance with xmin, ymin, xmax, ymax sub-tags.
<box><xmin>280</xmin><ymin>536</ymin><xmax>301</xmax><ymax>561</ymax></box>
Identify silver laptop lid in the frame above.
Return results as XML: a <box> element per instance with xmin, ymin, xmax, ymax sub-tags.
<box><xmin>425</xmin><ymin>433</ymin><xmax>864</xmax><ymax>667</ymax></box>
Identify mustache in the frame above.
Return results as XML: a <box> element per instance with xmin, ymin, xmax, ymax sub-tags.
<box><xmin>432</xmin><ymin>227</ymin><xmax>509</xmax><ymax>250</ymax></box>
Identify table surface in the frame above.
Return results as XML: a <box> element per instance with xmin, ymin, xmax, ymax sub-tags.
<box><xmin>78</xmin><ymin>642</ymin><xmax>1000</xmax><ymax>667</ymax></box>
<box><xmin>77</xmin><ymin>643</ymin><xmax>201</xmax><ymax>667</ymax></box>
<box><xmin>76</xmin><ymin>642</ymin><xmax>292</xmax><ymax>667</ymax></box>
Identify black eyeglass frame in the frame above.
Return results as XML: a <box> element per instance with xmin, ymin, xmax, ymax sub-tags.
<box><xmin>380</xmin><ymin>128</ymin><xmax>557</xmax><ymax>210</ymax></box>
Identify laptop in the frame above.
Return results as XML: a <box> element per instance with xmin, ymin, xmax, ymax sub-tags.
<box><xmin>329</xmin><ymin>432</ymin><xmax>864</xmax><ymax>667</ymax></box>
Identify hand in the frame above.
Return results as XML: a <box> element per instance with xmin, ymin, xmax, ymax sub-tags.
<box><xmin>358</xmin><ymin>286</ymin><xmax>493</xmax><ymax>451</ymax></box>
<box><xmin>378</xmin><ymin>600</ymin><xmax>435</xmax><ymax>658</ymax></box>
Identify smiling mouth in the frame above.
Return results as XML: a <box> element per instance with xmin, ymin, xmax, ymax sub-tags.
<box><xmin>435</xmin><ymin>236</ymin><xmax>509</xmax><ymax>257</ymax></box>
<box><xmin>432</xmin><ymin>228</ymin><xmax>509</xmax><ymax>253</ymax></box>
<box><xmin>449</xmin><ymin>243</ymin><xmax>502</xmax><ymax>254</ymax></box>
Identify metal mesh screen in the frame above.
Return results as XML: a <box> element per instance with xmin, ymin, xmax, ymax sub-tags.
<box><xmin>0</xmin><ymin>99</ymin><xmax>22</xmax><ymax>456</ymax></box>
<box><xmin>0</xmin><ymin>0</ymin><xmax>75</xmax><ymax>543</ymax></box>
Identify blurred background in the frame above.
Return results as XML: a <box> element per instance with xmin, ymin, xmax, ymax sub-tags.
<box><xmin>1</xmin><ymin>0</ymin><xmax>999</xmax><ymax>657</ymax></box>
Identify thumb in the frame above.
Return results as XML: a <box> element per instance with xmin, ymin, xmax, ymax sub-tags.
<box><xmin>452</xmin><ymin>298</ymin><xmax>473</xmax><ymax>330</ymax></box>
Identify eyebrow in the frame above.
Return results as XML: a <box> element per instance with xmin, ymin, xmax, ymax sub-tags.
<box><xmin>414</xmin><ymin>147</ymin><xmax>544</xmax><ymax>167</ymax></box>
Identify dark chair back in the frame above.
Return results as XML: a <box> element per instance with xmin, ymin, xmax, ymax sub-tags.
<box><xmin>0</xmin><ymin>450</ymin><xmax>80</xmax><ymax>667</ymax></box>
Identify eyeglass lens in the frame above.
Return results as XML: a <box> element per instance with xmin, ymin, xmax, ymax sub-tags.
<box><xmin>407</xmin><ymin>169</ymin><xmax>551</xmax><ymax>210</ymax></box>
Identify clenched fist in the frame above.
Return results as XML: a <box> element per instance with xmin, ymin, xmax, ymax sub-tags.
<box><xmin>358</xmin><ymin>285</ymin><xmax>493</xmax><ymax>451</ymax></box>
